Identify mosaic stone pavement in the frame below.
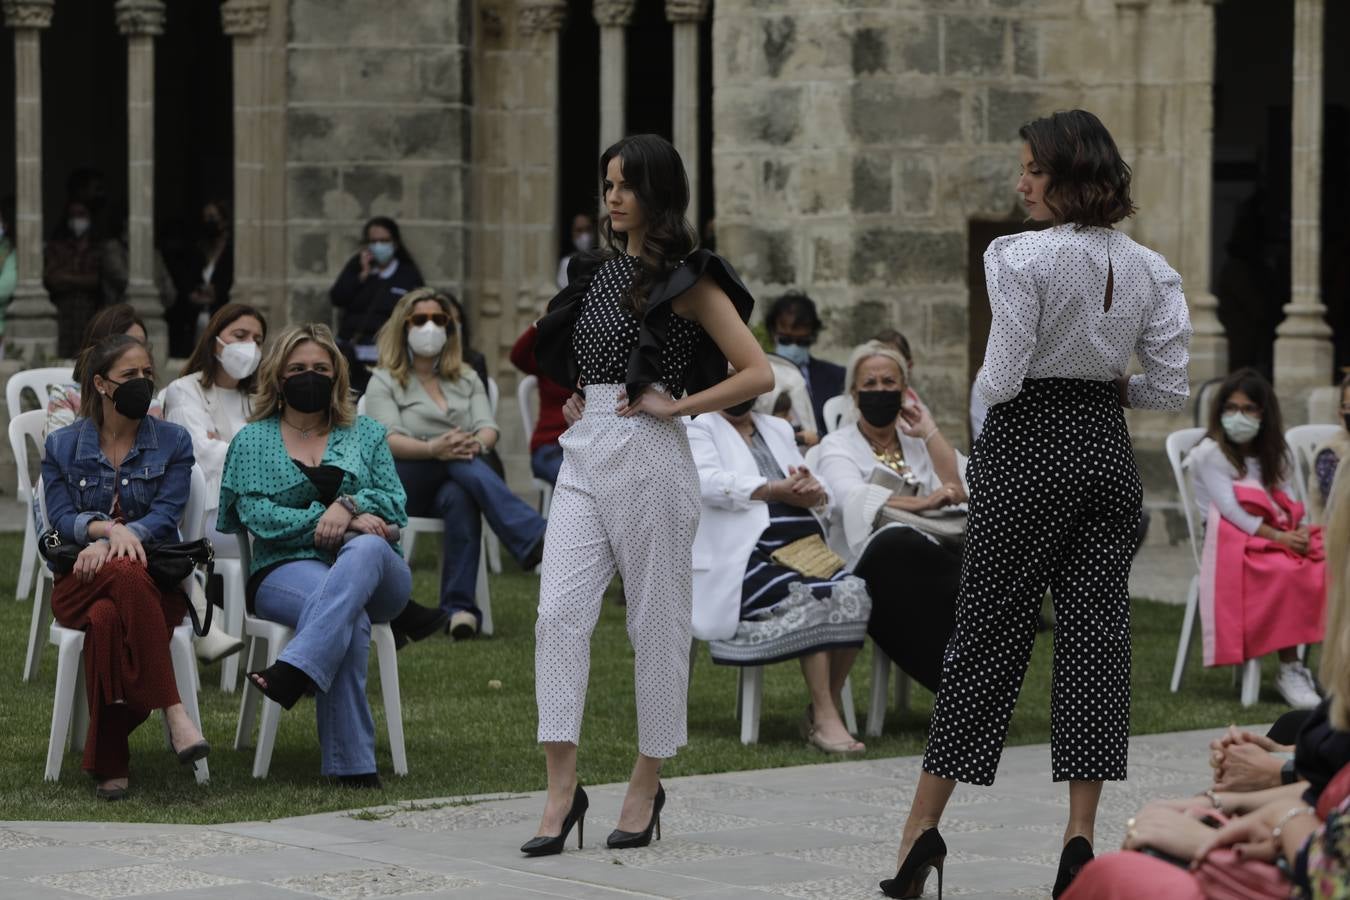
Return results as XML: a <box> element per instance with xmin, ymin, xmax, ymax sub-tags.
<box><xmin>0</xmin><ymin>728</ymin><xmax>1223</xmax><ymax>899</ymax></box>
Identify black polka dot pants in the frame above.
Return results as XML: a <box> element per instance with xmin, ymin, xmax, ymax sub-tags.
<box><xmin>534</xmin><ymin>384</ymin><xmax>701</xmax><ymax>759</ymax></box>
<box><xmin>923</xmin><ymin>378</ymin><xmax>1141</xmax><ymax>786</ymax></box>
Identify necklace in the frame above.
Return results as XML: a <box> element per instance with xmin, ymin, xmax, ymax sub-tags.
<box><xmin>282</xmin><ymin>416</ymin><xmax>325</xmax><ymax>440</ymax></box>
<box><xmin>861</xmin><ymin>426</ymin><xmax>907</xmax><ymax>473</ymax></box>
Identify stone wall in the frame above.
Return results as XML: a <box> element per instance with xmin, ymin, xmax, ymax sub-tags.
<box><xmin>712</xmin><ymin>0</ymin><xmax>1213</xmax><ymax>467</ymax></box>
<box><xmin>284</xmin><ymin>0</ymin><xmax>472</xmax><ymax>326</ymax></box>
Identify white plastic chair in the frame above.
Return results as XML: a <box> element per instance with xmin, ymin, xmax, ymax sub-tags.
<box><xmin>215</xmin><ymin>552</ymin><xmax>246</xmax><ymax>693</ymax></box>
<box><xmin>516</xmin><ymin>375</ymin><xmax>555</xmax><ymax>516</ymax></box>
<box><xmin>865</xmin><ymin>641</ymin><xmax>911</xmax><ymax>737</ymax></box>
<box><xmin>231</xmin><ymin>531</ymin><xmax>408</xmax><ymax>778</ymax></box>
<box><xmin>734</xmin><ymin>667</ymin><xmax>856</xmax><ymax>745</ymax></box>
<box><xmin>821</xmin><ymin>394</ymin><xmax>848</xmax><ymax>435</ymax></box>
<box><xmin>482</xmin><ymin>377</ymin><xmax>503</xmax><ymax>574</ymax></box>
<box><xmin>10</xmin><ymin>409</ymin><xmax>48</xmax><ymax>603</ymax></box>
<box><xmin>5</xmin><ymin>366</ymin><xmax>74</xmax><ymax>423</ymax></box>
<box><xmin>44</xmin><ymin>465</ymin><xmax>211</xmax><ymax>784</ymax></box>
<box><xmin>22</xmin><ymin>476</ymin><xmax>56</xmax><ymax>682</ymax></box>
<box><xmin>1286</xmin><ymin>424</ymin><xmax>1339</xmax><ymax>508</ymax></box>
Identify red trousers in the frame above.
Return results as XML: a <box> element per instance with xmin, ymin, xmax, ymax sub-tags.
<box><xmin>50</xmin><ymin>557</ymin><xmax>182</xmax><ymax>778</ymax></box>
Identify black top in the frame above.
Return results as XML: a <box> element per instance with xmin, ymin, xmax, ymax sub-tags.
<box><xmin>534</xmin><ymin>248</ymin><xmax>755</xmax><ymax>401</ymax></box>
<box><xmin>329</xmin><ymin>255</ymin><xmax>425</xmax><ymax>344</ymax></box>
<box><xmin>573</xmin><ymin>255</ymin><xmax>704</xmax><ymax>396</ymax></box>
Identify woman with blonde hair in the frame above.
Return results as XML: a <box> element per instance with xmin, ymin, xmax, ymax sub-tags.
<box><xmin>364</xmin><ymin>288</ymin><xmax>546</xmax><ymax>640</ymax></box>
<box><xmin>217</xmin><ymin>323</ymin><xmax>441</xmax><ymax>786</ymax></box>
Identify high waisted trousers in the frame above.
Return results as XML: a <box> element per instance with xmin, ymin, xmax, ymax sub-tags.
<box><xmin>923</xmin><ymin>378</ymin><xmax>1142</xmax><ymax>786</ymax></box>
<box><xmin>535</xmin><ymin>384</ymin><xmax>700</xmax><ymax>759</ymax></box>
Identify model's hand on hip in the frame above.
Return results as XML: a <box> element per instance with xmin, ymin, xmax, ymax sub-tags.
<box><xmin>617</xmin><ymin>387</ymin><xmax>678</xmax><ymax>419</ymax></box>
<box><xmin>562</xmin><ymin>392</ymin><xmax>586</xmax><ymax>426</ymax></box>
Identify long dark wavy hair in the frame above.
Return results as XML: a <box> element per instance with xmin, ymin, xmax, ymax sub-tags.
<box><xmin>592</xmin><ymin>134</ymin><xmax>698</xmax><ymax>317</ymax></box>
<box><xmin>1019</xmin><ymin>109</ymin><xmax>1136</xmax><ymax>227</ymax></box>
<box><xmin>1206</xmin><ymin>367</ymin><xmax>1289</xmax><ymax>490</ymax></box>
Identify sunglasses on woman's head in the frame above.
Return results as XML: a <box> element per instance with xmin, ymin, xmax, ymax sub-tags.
<box><xmin>407</xmin><ymin>313</ymin><xmax>450</xmax><ymax>328</ymax></box>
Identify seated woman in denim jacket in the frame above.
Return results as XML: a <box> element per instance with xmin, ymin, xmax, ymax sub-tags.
<box><xmin>42</xmin><ymin>334</ymin><xmax>208</xmax><ymax>801</ymax></box>
<box><xmin>364</xmin><ymin>288</ymin><xmax>547</xmax><ymax>640</ymax></box>
<box><xmin>218</xmin><ymin>323</ymin><xmax>444</xmax><ymax>787</ymax></box>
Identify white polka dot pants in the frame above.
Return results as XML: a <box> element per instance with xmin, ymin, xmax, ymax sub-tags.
<box><xmin>923</xmin><ymin>379</ymin><xmax>1141</xmax><ymax>786</ymax></box>
<box><xmin>534</xmin><ymin>384</ymin><xmax>701</xmax><ymax>759</ymax></box>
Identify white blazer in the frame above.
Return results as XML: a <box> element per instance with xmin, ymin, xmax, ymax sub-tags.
<box><xmin>162</xmin><ymin>373</ymin><xmax>253</xmax><ymax>508</ymax></box>
<box><xmin>688</xmin><ymin>412</ymin><xmax>833</xmax><ymax>641</ymax></box>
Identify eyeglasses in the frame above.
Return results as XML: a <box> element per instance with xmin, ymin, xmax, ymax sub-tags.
<box><xmin>774</xmin><ymin>334</ymin><xmax>816</xmax><ymax>347</ymax></box>
<box><xmin>407</xmin><ymin>313</ymin><xmax>450</xmax><ymax>328</ymax></box>
<box><xmin>1221</xmin><ymin>403</ymin><xmax>1262</xmax><ymax>416</ymax></box>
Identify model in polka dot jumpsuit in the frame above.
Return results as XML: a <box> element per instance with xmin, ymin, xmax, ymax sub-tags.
<box><xmin>887</xmin><ymin>134</ymin><xmax>1192</xmax><ymax>897</ymax></box>
<box><xmin>535</xmin><ymin>253</ymin><xmax>706</xmax><ymax>762</ymax></box>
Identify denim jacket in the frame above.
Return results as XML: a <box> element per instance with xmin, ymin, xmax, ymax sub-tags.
<box><xmin>41</xmin><ymin>416</ymin><xmax>196</xmax><ymax>546</ymax></box>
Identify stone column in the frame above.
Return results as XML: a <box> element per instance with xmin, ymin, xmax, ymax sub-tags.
<box><xmin>517</xmin><ymin>0</ymin><xmax>567</xmax><ymax>327</ymax></box>
<box><xmin>593</xmin><ymin>0</ymin><xmax>634</xmax><ymax>151</ymax></box>
<box><xmin>116</xmin><ymin>0</ymin><xmax>168</xmax><ymax>362</ymax></box>
<box><xmin>1274</xmin><ymin>0</ymin><xmax>1334</xmax><ymax>405</ymax></box>
<box><xmin>3</xmin><ymin>0</ymin><xmax>55</xmax><ymax>362</ymax></box>
<box><xmin>666</xmin><ymin>0</ymin><xmax>708</xmax><ymax>233</ymax></box>
<box><xmin>1177</xmin><ymin>0</ymin><xmax>1226</xmax><ymax>383</ymax></box>
<box><xmin>220</xmin><ymin>0</ymin><xmax>270</xmax><ymax>323</ymax></box>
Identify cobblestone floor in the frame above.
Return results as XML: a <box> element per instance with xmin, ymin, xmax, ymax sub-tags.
<box><xmin>0</xmin><ymin>728</ymin><xmax>1221</xmax><ymax>899</ymax></box>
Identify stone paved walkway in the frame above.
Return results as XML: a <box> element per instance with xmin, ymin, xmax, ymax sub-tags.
<box><xmin>0</xmin><ymin>728</ymin><xmax>1222</xmax><ymax>900</ymax></box>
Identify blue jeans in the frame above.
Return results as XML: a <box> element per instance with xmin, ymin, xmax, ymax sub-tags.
<box><xmin>531</xmin><ymin>444</ymin><xmax>563</xmax><ymax>485</ymax></box>
<box><xmin>395</xmin><ymin>457</ymin><xmax>547</xmax><ymax>624</ymax></box>
<box><xmin>254</xmin><ymin>535</ymin><xmax>411</xmax><ymax>776</ymax></box>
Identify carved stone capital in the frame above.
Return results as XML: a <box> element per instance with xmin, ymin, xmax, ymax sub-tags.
<box><xmin>115</xmin><ymin>0</ymin><xmax>166</xmax><ymax>36</ymax></box>
<box><xmin>664</xmin><ymin>0</ymin><xmax>709</xmax><ymax>23</ymax></box>
<box><xmin>221</xmin><ymin>0</ymin><xmax>269</xmax><ymax>36</ymax></box>
<box><xmin>2</xmin><ymin>0</ymin><xmax>54</xmax><ymax>29</ymax></box>
<box><xmin>592</xmin><ymin>0</ymin><xmax>635</xmax><ymax>28</ymax></box>
<box><xmin>518</xmin><ymin>0</ymin><xmax>566</xmax><ymax>34</ymax></box>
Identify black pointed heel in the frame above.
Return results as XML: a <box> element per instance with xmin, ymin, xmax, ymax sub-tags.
<box><xmin>520</xmin><ymin>785</ymin><xmax>588</xmax><ymax>856</ymax></box>
<box><xmin>880</xmin><ymin>827</ymin><xmax>946</xmax><ymax>899</ymax></box>
<box><xmin>606</xmin><ymin>783</ymin><xmax>665</xmax><ymax>849</ymax></box>
<box><xmin>247</xmin><ymin>660</ymin><xmax>314</xmax><ymax>710</ymax></box>
<box><xmin>1052</xmin><ymin>835</ymin><xmax>1093</xmax><ymax>898</ymax></box>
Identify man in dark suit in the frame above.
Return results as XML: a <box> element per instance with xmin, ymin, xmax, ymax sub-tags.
<box><xmin>764</xmin><ymin>292</ymin><xmax>845</xmax><ymax>433</ymax></box>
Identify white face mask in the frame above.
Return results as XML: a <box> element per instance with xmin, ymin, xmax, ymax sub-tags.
<box><xmin>1221</xmin><ymin>411</ymin><xmax>1262</xmax><ymax>445</ymax></box>
<box><xmin>573</xmin><ymin>232</ymin><xmax>594</xmax><ymax>252</ymax></box>
<box><xmin>69</xmin><ymin>217</ymin><xmax>91</xmax><ymax>238</ymax></box>
<box><xmin>216</xmin><ymin>338</ymin><xmax>261</xmax><ymax>381</ymax></box>
<box><xmin>407</xmin><ymin>322</ymin><xmax>448</xmax><ymax>358</ymax></box>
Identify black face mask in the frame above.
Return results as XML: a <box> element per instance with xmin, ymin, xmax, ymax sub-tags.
<box><xmin>283</xmin><ymin>371</ymin><xmax>333</xmax><ymax>414</ymax></box>
<box><xmin>202</xmin><ymin>220</ymin><xmax>223</xmax><ymax>239</ymax></box>
<box><xmin>724</xmin><ymin>398</ymin><xmax>756</xmax><ymax>417</ymax></box>
<box><xmin>106</xmin><ymin>376</ymin><xmax>154</xmax><ymax>420</ymax></box>
<box><xmin>857</xmin><ymin>390</ymin><xmax>904</xmax><ymax>428</ymax></box>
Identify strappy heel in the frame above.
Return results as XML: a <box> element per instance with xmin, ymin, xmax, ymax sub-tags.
<box><xmin>880</xmin><ymin>827</ymin><xmax>946</xmax><ymax>899</ymax></box>
<box><xmin>520</xmin><ymin>785</ymin><xmax>588</xmax><ymax>856</ymax></box>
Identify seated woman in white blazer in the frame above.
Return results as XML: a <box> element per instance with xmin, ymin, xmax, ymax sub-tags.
<box><xmin>688</xmin><ymin>395</ymin><xmax>871</xmax><ymax>754</ymax></box>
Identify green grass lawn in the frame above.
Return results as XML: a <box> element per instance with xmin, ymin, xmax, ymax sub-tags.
<box><xmin>0</xmin><ymin>531</ymin><xmax>1289</xmax><ymax>824</ymax></box>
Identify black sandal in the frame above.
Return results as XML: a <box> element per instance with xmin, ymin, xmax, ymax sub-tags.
<box><xmin>248</xmin><ymin>660</ymin><xmax>314</xmax><ymax>710</ymax></box>
<box><xmin>389</xmin><ymin>600</ymin><xmax>449</xmax><ymax>644</ymax></box>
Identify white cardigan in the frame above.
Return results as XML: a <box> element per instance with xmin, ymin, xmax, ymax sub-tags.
<box><xmin>688</xmin><ymin>412</ymin><xmax>833</xmax><ymax>642</ymax></box>
<box><xmin>814</xmin><ymin>422</ymin><xmax>967</xmax><ymax>560</ymax></box>
<box><xmin>162</xmin><ymin>373</ymin><xmax>254</xmax><ymax>508</ymax></box>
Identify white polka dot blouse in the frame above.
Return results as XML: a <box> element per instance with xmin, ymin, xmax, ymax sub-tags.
<box><xmin>975</xmin><ymin>224</ymin><xmax>1193</xmax><ymax>411</ymax></box>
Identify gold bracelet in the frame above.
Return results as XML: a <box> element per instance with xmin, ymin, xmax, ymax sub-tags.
<box><xmin>1271</xmin><ymin>805</ymin><xmax>1317</xmax><ymax>843</ymax></box>
<box><xmin>922</xmin><ymin>428</ymin><xmax>938</xmax><ymax>442</ymax></box>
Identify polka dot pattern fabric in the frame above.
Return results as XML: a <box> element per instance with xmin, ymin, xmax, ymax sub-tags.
<box><xmin>534</xmin><ymin>384</ymin><xmax>701</xmax><ymax>758</ymax></box>
<box><xmin>922</xmin><ymin>378</ymin><xmax>1141</xmax><ymax>786</ymax></box>
<box><xmin>976</xmin><ymin>224</ymin><xmax>1192</xmax><ymax>412</ymax></box>
<box><xmin>573</xmin><ymin>254</ymin><xmax>704</xmax><ymax>397</ymax></box>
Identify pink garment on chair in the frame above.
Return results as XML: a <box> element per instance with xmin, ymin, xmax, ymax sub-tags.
<box><xmin>1061</xmin><ymin>852</ymin><xmax>1205</xmax><ymax>900</ymax></box>
<box><xmin>1198</xmin><ymin>478</ymin><xmax>1326</xmax><ymax>667</ymax></box>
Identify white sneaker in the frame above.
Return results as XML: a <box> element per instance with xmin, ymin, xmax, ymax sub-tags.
<box><xmin>1276</xmin><ymin>662</ymin><xmax>1321</xmax><ymax>709</ymax></box>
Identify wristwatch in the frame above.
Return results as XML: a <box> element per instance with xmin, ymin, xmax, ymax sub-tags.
<box><xmin>337</xmin><ymin>495</ymin><xmax>359</xmax><ymax>517</ymax></box>
<box><xmin>1281</xmin><ymin>759</ymin><xmax>1298</xmax><ymax>785</ymax></box>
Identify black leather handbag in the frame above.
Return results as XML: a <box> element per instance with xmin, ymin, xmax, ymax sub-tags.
<box><xmin>37</xmin><ymin>529</ymin><xmax>216</xmax><ymax>635</ymax></box>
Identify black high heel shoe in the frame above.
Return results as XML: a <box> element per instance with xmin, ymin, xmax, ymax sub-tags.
<box><xmin>247</xmin><ymin>660</ymin><xmax>314</xmax><ymax>710</ymax></box>
<box><xmin>606</xmin><ymin>784</ymin><xmax>665</xmax><ymax>849</ymax></box>
<box><xmin>389</xmin><ymin>600</ymin><xmax>449</xmax><ymax>645</ymax></box>
<box><xmin>1052</xmin><ymin>835</ymin><xmax>1093</xmax><ymax>898</ymax></box>
<box><xmin>880</xmin><ymin>827</ymin><xmax>946</xmax><ymax>899</ymax></box>
<box><xmin>520</xmin><ymin>785</ymin><xmax>588</xmax><ymax>856</ymax></box>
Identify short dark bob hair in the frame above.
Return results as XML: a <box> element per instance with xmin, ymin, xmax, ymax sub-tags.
<box><xmin>1019</xmin><ymin>109</ymin><xmax>1136</xmax><ymax>227</ymax></box>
